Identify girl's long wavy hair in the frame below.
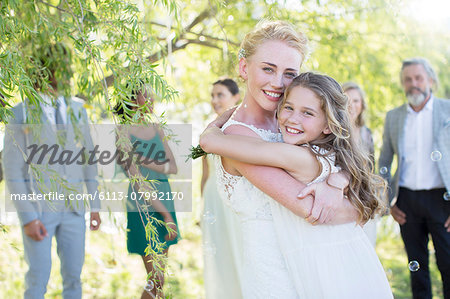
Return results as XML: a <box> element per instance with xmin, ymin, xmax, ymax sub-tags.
<box><xmin>278</xmin><ymin>72</ymin><xmax>387</xmax><ymax>222</ymax></box>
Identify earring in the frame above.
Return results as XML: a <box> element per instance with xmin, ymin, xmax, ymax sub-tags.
<box><xmin>238</xmin><ymin>48</ymin><xmax>247</xmax><ymax>59</ymax></box>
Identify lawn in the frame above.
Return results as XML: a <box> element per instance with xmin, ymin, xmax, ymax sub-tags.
<box><xmin>1</xmin><ymin>212</ymin><xmax>445</xmax><ymax>298</ymax></box>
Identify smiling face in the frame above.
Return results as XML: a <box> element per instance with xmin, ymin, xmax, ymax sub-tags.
<box><xmin>278</xmin><ymin>86</ymin><xmax>331</xmax><ymax>145</ymax></box>
<box><xmin>239</xmin><ymin>40</ymin><xmax>302</xmax><ymax>112</ymax></box>
<box><xmin>211</xmin><ymin>83</ymin><xmax>239</xmax><ymax>115</ymax></box>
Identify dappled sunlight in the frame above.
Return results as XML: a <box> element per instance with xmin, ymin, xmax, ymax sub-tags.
<box><xmin>403</xmin><ymin>0</ymin><xmax>450</xmax><ymax>26</ymax></box>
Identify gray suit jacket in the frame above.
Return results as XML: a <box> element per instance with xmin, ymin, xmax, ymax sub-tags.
<box><xmin>3</xmin><ymin>97</ymin><xmax>100</xmax><ymax>225</ymax></box>
<box><xmin>378</xmin><ymin>97</ymin><xmax>450</xmax><ymax>204</ymax></box>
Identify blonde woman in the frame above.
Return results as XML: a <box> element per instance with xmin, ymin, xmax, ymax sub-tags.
<box><xmin>343</xmin><ymin>82</ymin><xmax>378</xmax><ymax>246</ymax></box>
<box><xmin>199</xmin><ymin>21</ymin><xmax>359</xmax><ymax>298</ymax></box>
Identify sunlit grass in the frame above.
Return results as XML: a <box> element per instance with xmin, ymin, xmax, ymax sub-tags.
<box><xmin>0</xmin><ymin>177</ymin><xmax>444</xmax><ymax>299</ymax></box>
<box><xmin>0</xmin><ymin>212</ymin><xmax>205</xmax><ymax>299</ymax></box>
<box><xmin>376</xmin><ymin>217</ymin><xmax>443</xmax><ymax>299</ymax></box>
<box><xmin>1</xmin><ymin>213</ymin><xmax>445</xmax><ymax>298</ymax></box>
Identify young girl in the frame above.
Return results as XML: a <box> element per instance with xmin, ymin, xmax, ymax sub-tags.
<box><xmin>200</xmin><ymin>72</ymin><xmax>392</xmax><ymax>298</ymax></box>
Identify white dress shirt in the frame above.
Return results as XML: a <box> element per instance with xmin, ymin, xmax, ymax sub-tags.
<box><xmin>40</xmin><ymin>94</ymin><xmax>67</xmax><ymax>125</ymax></box>
<box><xmin>399</xmin><ymin>96</ymin><xmax>445</xmax><ymax>190</ymax></box>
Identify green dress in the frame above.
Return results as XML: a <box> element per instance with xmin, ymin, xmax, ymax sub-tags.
<box><xmin>126</xmin><ymin>133</ymin><xmax>179</xmax><ymax>255</ymax></box>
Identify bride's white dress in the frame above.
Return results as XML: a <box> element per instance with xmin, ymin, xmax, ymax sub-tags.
<box><xmin>215</xmin><ymin>119</ymin><xmax>393</xmax><ymax>299</ymax></box>
<box><xmin>202</xmin><ymin>155</ymin><xmax>243</xmax><ymax>299</ymax></box>
<box><xmin>215</xmin><ymin>119</ymin><xmax>299</xmax><ymax>298</ymax></box>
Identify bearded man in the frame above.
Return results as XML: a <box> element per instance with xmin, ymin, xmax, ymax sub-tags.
<box><xmin>379</xmin><ymin>57</ymin><xmax>450</xmax><ymax>299</ymax></box>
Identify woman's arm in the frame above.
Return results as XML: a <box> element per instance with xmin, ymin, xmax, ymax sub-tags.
<box><xmin>219</xmin><ymin>124</ymin><xmax>358</xmax><ymax>224</ymax></box>
<box><xmin>237</xmin><ymin>160</ymin><xmax>358</xmax><ymax>224</ymax></box>
<box><xmin>115</xmin><ymin>128</ymin><xmax>175</xmax><ymax>223</ymax></box>
<box><xmin>200</xmin><ymin>156</ymin><xmax>209</xmax><ymax>196</ymax></box>
<box><xmin>137</xmin><ymin>127</ymin><xmax>178</xmax><ymax>175</ymax></box>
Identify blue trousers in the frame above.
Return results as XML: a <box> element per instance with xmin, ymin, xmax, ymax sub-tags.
<box><xmin>21</xmin><ymin>211</ymin><xmax>86</xmax><ymax>299</ymax></box>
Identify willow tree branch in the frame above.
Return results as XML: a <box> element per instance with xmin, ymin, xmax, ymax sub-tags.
<box><xmin>96</xmin><ymin>6</ymin><xmax>217</xmax><ymax>94</ymax></box>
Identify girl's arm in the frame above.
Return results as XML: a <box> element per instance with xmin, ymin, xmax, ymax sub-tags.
<box><xmin>213</xmin><ymin>124</ymin><xmax>359</xmax><ymax>224</ymax></box>
<box><xmin>200</xmin><ymin>126</ymin><xmax>318</xmax><ymax>181</ymax></box>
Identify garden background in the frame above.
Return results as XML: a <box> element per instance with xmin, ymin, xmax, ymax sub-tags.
<box><xmin>1</xmin><ymin>0</ymin><xmax>449</xmax><ymax>298</ymax></box>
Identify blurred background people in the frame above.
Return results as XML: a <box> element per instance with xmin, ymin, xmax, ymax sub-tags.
<box><xmin>378</xmin><ymin>58</ymin><xmax>450</xmax><ymax>299</ymax></box>
<box><xmin>114</xmin><ymin>85</ymin><xmax>179</xmax><ymax>299</ymax></box>
<box><xmin>343</xmin><ymin>82</ymin><xmax>378</xmax><ymax>247</ymax></box>
<box><xmin>200</xmin><ymin>78</ymin><xmax>243</xmax><ymax>299</ymax></box>
<box><xmin>3</xmin><ymin>43</ymin><xmax>101</xmax><ymax>299</ymax></box>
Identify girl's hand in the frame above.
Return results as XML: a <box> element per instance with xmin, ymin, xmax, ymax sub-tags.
<box><xmin>298</xmin><ymin>180</ymin><xmax>344</xmax><ymax>224</ymax></box>
<box><xmin>300</xmin><ymin>171</ymin><xmax>352</xmax><ymax>224</ymax></box>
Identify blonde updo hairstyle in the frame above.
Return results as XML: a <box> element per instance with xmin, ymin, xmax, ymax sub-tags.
<box><xmin>239</xmin><ymin>20</ymin><xmax>309</xmax><ymax>64</ymax></box>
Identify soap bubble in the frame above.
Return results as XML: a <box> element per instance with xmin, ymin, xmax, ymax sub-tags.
<box><xmin>408</xmin><ymin>261</ymin><xmax>420</xmax><ymax>272</ymax></box>
<box><xmin>203</xmin><ymin>210</ymin><xmax>216</xmax><ymax>225</ymax></box>
<box><xmin>203</xmin><ymin>242</ymin><xmax>217</xmax><ymax>256</ymax></box>
<box><xmin>430</xmin><ymin>151</ymin><xmax>442</xmax><ymax>162</ymax></box>
<box><xmin>144</xmin><ymin>280</ymin><xmax>154</xmax><ymax>293</ymax></box>
<box><xmin>443</xmin><ymin>192</ymin><xmax>450</xmax><ymax>201</ymax></box>
<box><xmin>380</xmin><ymin>167</ymin><xmax>388</xmax><ymax>175</ymax></box>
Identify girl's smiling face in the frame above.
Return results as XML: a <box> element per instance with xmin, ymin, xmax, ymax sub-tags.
<box><xmin>278</xmin><ymin>86</ymin><xmax>331</xmax><ymax>145</ymax></box>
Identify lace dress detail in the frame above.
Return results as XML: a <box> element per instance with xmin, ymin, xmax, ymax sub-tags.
<box><xmin>222</xmin><ymin>118</ymin><xmax>282</xmax><ymax>143</ymax></box>
<box><xmin>215</xmin><ymin>156</ymin><xmax>241</xmax><ymax>203</ymax></box>
<box><xmin>215</xmin><ymin>118</ymin><xmax>282</xmax><ymax>221</ymax></box>
<box><xmin>214</xmin><ymin>118</ymin><xmax>298</xmax><ymax>298</ymax></box>
<box><xmin>308</xmin><ymin>145</ymin><xmax>341</xmax><ymax>185</ymax></box>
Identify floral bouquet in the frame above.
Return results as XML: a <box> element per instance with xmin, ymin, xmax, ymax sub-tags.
<box><xmin>187</xmin><ymin>144</ymin><xmax>207</xmax><ymax>160</ymax></box>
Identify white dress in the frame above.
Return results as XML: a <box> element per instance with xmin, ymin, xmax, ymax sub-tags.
<box><xmin>270</xmin><ymin>146</ymin><xmax>393</xmax><ymax>299</ymax></box>
<box><xmin>215</xmin><ymin>119</ymin><xmax>299</xmax><ymax>299</ymax></box>
<box><xmin>202</xmin><ymin>155</ymin><xmax>244</xmax><ymax>299</ymax></box>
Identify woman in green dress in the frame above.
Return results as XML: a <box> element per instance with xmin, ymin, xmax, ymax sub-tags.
<box><xmin>115</xmin><ymin>86</ymin><xmax>179</xmax><ymax>299</ymax></box>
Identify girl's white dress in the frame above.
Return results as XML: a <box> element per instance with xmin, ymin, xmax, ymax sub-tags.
<box><xmin>269</xmin><ymin>145</ymin><xmax>393</xmax><ymax>298</ymax></box>
<box><xmin>216</xmin><ymin>118</ymin><xmax>393</xmax><ymax>299</ymax></box>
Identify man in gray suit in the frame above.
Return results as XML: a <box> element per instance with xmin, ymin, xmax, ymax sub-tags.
<box><xmin>379</xmin><ymin>58</ymin><xmax>450</xmax><ymax>299</ymax></box>
<box><xmin>3</xmin><ymin>43</ymin><xmax>101</xmax><ymax>299</ymax></box>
